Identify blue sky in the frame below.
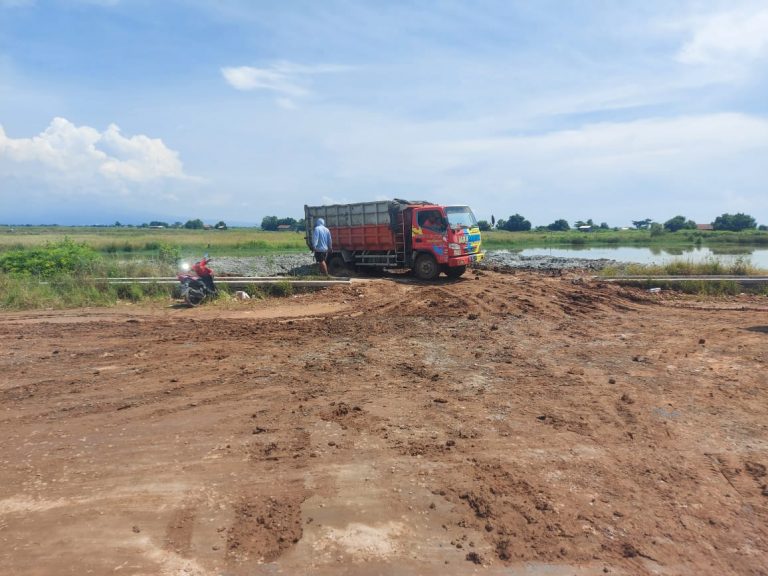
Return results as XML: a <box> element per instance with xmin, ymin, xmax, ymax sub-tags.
<box><xmin>1</xmin><ymin>0</ymin><xmax>767</xmax><ymax>226</ymax></box>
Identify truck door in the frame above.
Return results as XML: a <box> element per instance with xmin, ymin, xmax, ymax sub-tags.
<box><xmin>413</xmin><ymin>209</ymin><xmax>448</xmax><ymax>262</ymax></box>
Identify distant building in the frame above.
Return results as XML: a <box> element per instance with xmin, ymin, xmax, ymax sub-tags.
<box><xmin>277</xmin><ymin>224</ymin><xmax>293</xmax><ymax>231</ymax></box>
<box><xmin>577</xmin><ymin>225</ymin><xmax>592</xmax><ymax>232</ymax></box>
<box><xmin>696</xmin><ymin>223</ymin><xmax>713</xmax><ymax>231</ymax></box>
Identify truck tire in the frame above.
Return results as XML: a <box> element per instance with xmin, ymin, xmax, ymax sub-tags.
<box><xmin>414</xmin><ymin>254</ymin><xmax>439</xmax><ymax>280</ymax></box>
<box><xmin>446</xmin><ymin>265</ymin><xmax>467</xmax><ymax>279</ymax></box>
<box><xmin>327</xmin><ymin>254</ymin><xmax>348</xmax><ymax>276</ymax></box>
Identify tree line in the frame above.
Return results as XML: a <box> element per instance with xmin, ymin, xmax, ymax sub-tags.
<box><xmin>260</xmin><ymin>216</ymin><xmax>306</xmax><ymax>231</ymax></box>
<box><xmin>477</xmin><ymin>213</ymin><xmax>765</xmax><ymax>232</ymax></box>
<box><xmin>113</xmin><ymin>220</ymin><xmax>228</xmax><ymax>230</ymax></box>
<box><xmin>103</xmin><ymin>211</ymin><xmax>765</xmax><ymax>233</ymax></box>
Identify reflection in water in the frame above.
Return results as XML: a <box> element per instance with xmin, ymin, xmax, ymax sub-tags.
<box><xmin>519</xmin><ymin>245</ymin><xmax>768</xmax><ymax>268</ymax></box>
<box><xmin>709</xmin><ymin>247</ymin><xmax>753</xmax><ymax>256</ymax></box>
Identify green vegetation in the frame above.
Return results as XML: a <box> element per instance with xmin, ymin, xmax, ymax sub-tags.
<box><xmin>0</xmin><ymin>239</ymin><xmax>176</xmax><ymax>309</ymax></box>
<box><xmin>0</xmin><ymin>227</ymin><xmax>308</xmax><ymax>256</ymax></box>
<box><xmin>620</xmin><ymin>278</ymin><xmax>747</xmax><ymax>296</ymax></box>
<box><xmin>3</xmin><ymin>223</ymin><xmax>767</xmax><ymax>257</ymax></box>
<box><xmin>601</xmin><ymin>256</ymin><xmax>762</xmax><ymax>277</ymax></box>
<box><xmin>0</xmin><ymin>225</ymin><xmax>766</xmax><ymax>310</ymax></box>
<box><xmin>663</xmin><ymin>215</ymin><xmax>697</xmax><ymax>232</ymax></box>
<box><xmin>496</xmin><ymin>214</ymin><xmax>532</xmax><ymax>232</ymax></box>
<box><xmin>599</xmin><ymin>256</ymin><xmax>767</xmax><ymax>296</ymax></box>
<box><xmin>546</xmin><ymin>219</ymin><xmax>571</xmax><ymax>231</ymax></box>
<box><xmin>712</xmin><ymin>212</ymin><xmax>757</xmax><ymax>232</ymax></box>
<box><xmin>0</xmin><ymin>236</ymin><xmax>323</xmax><ymax>310</ymax></box>
<box><xmin>0</xmin><ymin>272</ymin><xmax>176</xmax><ymax>310</ymax></box>
<box><xmin>260</xmin><ymin>216</ymin><xmax>305</xmax><ymax>231</ymax></box>
<box><xmin>0</xmin><ymin>238</ymin><xmax>101</xmax><ymax>276</ymax></box>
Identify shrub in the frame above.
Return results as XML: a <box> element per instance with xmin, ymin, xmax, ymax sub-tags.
<box><xmin>0</xmin><ymin>239</ymin><xmax>100</xmax><ymax>277</ymax></box>
<box><xmin>157</xmin><ymin>242</ymin><xmax>182</xmax><ymax>265</ymax></box>
<box><xmin>269</xmin><ymin>280</ymin><xmax>294</xmax><ymax>297</ymax></box>
<box><xmin>115</xmin><ymin>283</ymin><xmax>146</xmax><ymax>302</ymax></box>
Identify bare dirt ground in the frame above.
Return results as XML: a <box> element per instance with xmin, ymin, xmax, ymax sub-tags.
<box><xmin>1</xmin><ymin>270</ymin><xmax>767</xmax><ymax>576</ymax></box>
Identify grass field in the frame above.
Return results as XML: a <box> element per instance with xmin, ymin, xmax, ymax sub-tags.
<box><xmin>600</xmin><ymin>257</ymin><xmax>761</xmax><ymax>277</ymax></box>
<box><xmin>0</xmin><ymin>227</ymin><xmax>308</xmax><ymax>255</ymax></box>
<box><xmin>3</xmin><ymin>226</ymin><xmax>768</xmax><ymax>256</ymax></box>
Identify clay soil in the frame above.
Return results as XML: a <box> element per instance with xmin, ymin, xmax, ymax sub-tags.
<box><xmin>1</xmin><ymin>271</ymin><xmax>767</xmax><ymax>576</ymax></box>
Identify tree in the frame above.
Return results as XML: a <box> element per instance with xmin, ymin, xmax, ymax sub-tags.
<box><xmin>599</xmin><ymin>222</ymin><xmax>610</xmax><ymax>230</ymax></box>
<box><xmin>261</xmin><ymin>216</ymin><xmax>279</xmax><ymax>231</ymax></box>
<box><xmin>712</xmin><ymin>213</ymin><xmax>757</xmax><ymax>232</ymax></box>
<box><xmin>214</xmin><ymin>221</ymin><xmax>227</xmax><ymax>230</ymax></box>
<box><xmin>632</xmin><ymin>218</ymin><xmax>652</xmax><ymax>230</ymax></box>
<box><xmin>495</xmin><ymin>218</ymin><xmax>506</xmax><ymax>230</ymax></box>
<box><xmin>501</xmin><ymin>213</ymin><xmax>531</xmax><ymax>232</ymax></box>
<box><xmin>649</xmin><ymin>222</ymin><xmax>665</xmax><ymax>237</ymax></box>
<box><xmin>184</xmin><ymin>219</ymin><xmax>204</xmax><ymax>229</ymax></box>
<box><xmin>477</xmin><ymin>220</ymin><xmax>491</xmax><ymax>231</ymax></box>
<box><xmin>546</xmin><ymin>219</ymin><xmax>570</xmax><ymax>231</ymax></box>
<box><xmin>149</xmin><ymin>221</ymin><xmax>169</xmax><ymax>228</ymax></box>
<box><xmin>296</xmin><ymin>218</ymin><xmax>306</xmax><ymax>231</ymax></box>
<box><xmin>663</xmin><ymin>215</ymin><xmax>696</xmax><ymax>232</ymax></box>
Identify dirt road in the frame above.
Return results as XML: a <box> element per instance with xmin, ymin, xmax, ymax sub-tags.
<box><xmin>1</xmin><ymin>271</ymin><xmax>766</xmax><ymax>575</ymax></box>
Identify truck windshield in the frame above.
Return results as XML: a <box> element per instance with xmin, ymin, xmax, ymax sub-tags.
<box><xmin>445</xmin><ymin>206</ymin><xmax>478</xmax><ymax>228</ymax></box>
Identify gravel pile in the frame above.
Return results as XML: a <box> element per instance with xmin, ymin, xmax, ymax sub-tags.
<box><xmin>213</xmin><ymin>254</ymin><xmax>316</xmax><ymax>277</ymax></box>
<box><xmin>480</xmin><ymin>250</ymin><xmax>617</xmax><ymax>271</ymax></box>
<box><xmin>211</xmin><ymin>250</ymin><xmax>619</xmax><ymax>277</ymax></box>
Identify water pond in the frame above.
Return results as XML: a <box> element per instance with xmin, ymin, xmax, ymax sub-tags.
<box><xmin>518</xmin><ymin>245</ymin><xmax>768</xmax><ymax>269</ymax></box>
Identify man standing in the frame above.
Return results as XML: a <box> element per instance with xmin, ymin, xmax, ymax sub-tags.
<box><xmin>312</xmin><ymin>217</ymin><xmax>332</xmax><ymax>276</ymax></box>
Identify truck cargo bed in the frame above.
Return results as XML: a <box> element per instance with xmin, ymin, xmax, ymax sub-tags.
<box><xmin>305</xmin><ymin>201</ymin><xmax>399</xmax><ymax>252</ymax></box>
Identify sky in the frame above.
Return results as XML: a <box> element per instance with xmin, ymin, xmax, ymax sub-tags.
<box><xmin>1</xmin><ymin>0</ymin><xmax>767</xmax><ymax>227</ymax></box>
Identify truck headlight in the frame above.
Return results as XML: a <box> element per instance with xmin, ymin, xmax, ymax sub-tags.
<box><xmin>449</xmin><ymin>243</ymin><xmax>460</xmax><ymax>250</ymax></box>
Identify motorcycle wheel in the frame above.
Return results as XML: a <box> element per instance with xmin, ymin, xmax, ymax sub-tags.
<box><xmin>186</xmin><ymin>288</ymin><xmax>206</xmax><ymax>306</ymax></box>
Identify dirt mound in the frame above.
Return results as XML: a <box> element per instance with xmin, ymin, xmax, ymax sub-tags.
<box><xmin>1</xmin><ymin>271</ymin><xmax>766</xmax><ymax>575</ymax></box>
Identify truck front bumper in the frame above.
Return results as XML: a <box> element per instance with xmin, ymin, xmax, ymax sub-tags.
<box><xmin>448</xmin><ymin>251</ymin><xmax>484</xmax><ymax>267</ymax></box>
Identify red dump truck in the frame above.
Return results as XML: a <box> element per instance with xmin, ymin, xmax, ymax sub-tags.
<box><xmin>304</xmin><ymin>199</ymin><xmax>484</xmax><ymax>279</ymax></box>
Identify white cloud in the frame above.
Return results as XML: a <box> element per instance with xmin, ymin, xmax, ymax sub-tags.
<box><xmin>221</xmin><ymin>66</ymin><xmax>308</xmax><ymax>97</ymax></box>
<box><xmin>0</xmin><ymin>117</ymin><xmax>189</xmax><ymax>183</ymax></box>
<box><xmin>221</xmin><ymin>61</ymin><xmax>352</xmax><ymax>108</ymax></box>
<box><xmin>320</xmin><ymin>111</ymin><xmax>768</xmax><ymax>224</ymax></box>
<box><xmin>0</xmin><ymin>118</ymin><xmax>203</xmax><ymax>223</ymax></box>
<box><xmin>678</xmin><ymin>7</ymin><xmax>768</xmax><ymax>64</ymax></box>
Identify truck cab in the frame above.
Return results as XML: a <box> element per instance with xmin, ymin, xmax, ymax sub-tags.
<box><xmin>409</xmin><ymin>205</ymin><xmax>484</xmax><ymax>279</ymax></box>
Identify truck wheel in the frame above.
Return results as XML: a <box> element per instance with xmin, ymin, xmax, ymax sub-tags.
<box><xmin>327</xmin><ymin>254</ymin><xmax>347</xmax><ymax>276</ymax></box>
<box><xmin>446</xmin><ymin>265</ymin><xmax>467</xmax><ymax>279</ymax></box>
<box><xmin>414</xmin><ymin>254</ymin><xmax>439</xmax><ymax>280</ymax></box>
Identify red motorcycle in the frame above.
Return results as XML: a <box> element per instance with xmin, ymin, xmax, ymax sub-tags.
<box><xmin>177</xmin><ymin>256</ymin><xmax>216</xmax><ymax>306</ymax></box>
